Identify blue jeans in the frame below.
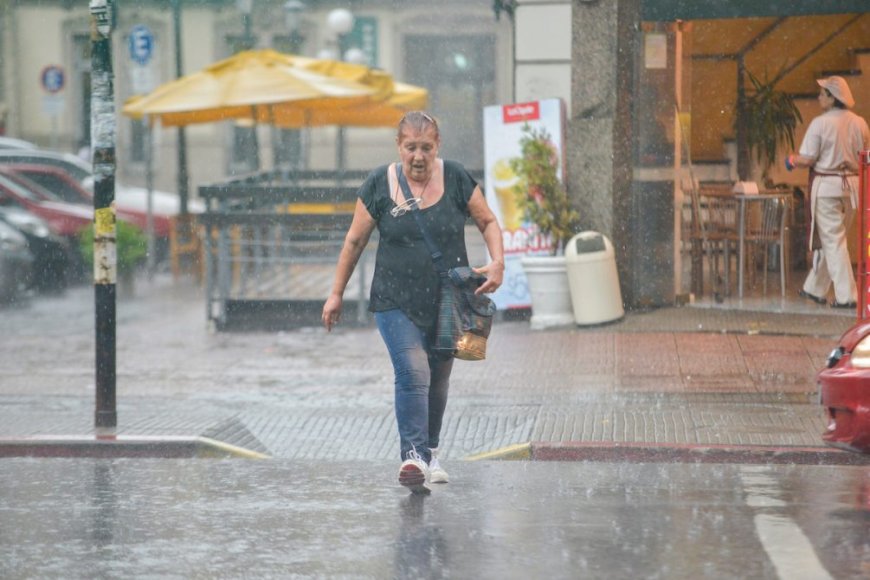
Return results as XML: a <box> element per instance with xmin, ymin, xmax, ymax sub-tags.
<box><xmin>375</xmin><ymin>309</ymin><xmax>453</xmax><ymax>463</ymax></box>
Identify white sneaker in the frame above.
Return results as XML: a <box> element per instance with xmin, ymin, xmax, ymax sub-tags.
<box><xmin>398</xmin><ymin>449</ymin><xmax>430</xmax><ymax>494</ymax></box>
<box><xmin>429</xmin><ymin>448</ymin><xmax>449</xmax><ymax>484</ymax></box>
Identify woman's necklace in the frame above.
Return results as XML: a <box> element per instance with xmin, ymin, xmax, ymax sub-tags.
<box><xmin>394</xmin><ymin>170</ymin><xmax>433</xmax><ymax>202</ymax></box>
<box><xmin>412</xmin><ymin>174</ymin><xmax>433</xmax><ymax>199</ymax></box>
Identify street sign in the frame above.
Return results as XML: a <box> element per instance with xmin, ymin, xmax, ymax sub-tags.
<box><xmin>349</xmin><ymin>16</ymin><xmax>378</xmax><ymax>67</ymax></box>
<box><xmin>128</xmin><ymin>24</ymin><xmax>154</xmax><ymax>66</ymax></box>
<box><xmin>42</xmin><ymin>95</ymin><xmax>66</xmax><ymax>115</ymax></box>
<box><xmin>40</xmin><ymin>65</ymin><xmax>65</xmax><ymax>94</ymax></box>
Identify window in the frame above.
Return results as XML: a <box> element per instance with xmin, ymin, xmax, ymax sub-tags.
<box><xmin>130</xmin><ymin>119</ymin><xmax>148</xmax><ymax>163</ymax></box>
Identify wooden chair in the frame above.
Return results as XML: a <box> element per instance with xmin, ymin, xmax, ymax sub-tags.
<box><xmin>684</xmin><ymin>187</ymin><xmax>739</xmax><ymax>298</ymax></box>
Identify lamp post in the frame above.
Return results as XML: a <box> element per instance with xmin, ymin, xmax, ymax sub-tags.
<box><xmin>278</xmin><ymin>0</ymin><xmax>306</xmax><ymax>172</ymax></box>
<box><xmin>326</xmin><ymin>8</ymin><xmax>354</xmax><ymax>185</ymax></box>
<box><xmin>236</xmin><ymin>0</ymin><xmax>259</xmax><ymax>171</ymax></box>
<box><xmin>237</xmin><ymin>0</ymin><xmax>254</xmax><ymax>49</ymax></box>
<box><xmin>284</xmin><ymin>0</ymin><xmax>305</xmax><ymax>50</ymax></box>
<box><xmin>171</xmin><ymin>0</ymin><xmax>189</xmax><ymax>216</ymax></box>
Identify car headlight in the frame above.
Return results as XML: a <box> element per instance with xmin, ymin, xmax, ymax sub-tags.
<box><xmin>827</xmin><ymin>346</ymin><xmax>845</xmax><ymax>368</ymax></box>
<box><xmin>849</xmin><ymin>335</ymin><xmax>870</xmax><ymax>368</ymax></box>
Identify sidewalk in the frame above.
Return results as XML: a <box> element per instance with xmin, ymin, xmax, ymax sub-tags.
<box><xmin>0</xmin><ymin>272</ymin><xmax>862</xmax><ymax>462</ymax></box>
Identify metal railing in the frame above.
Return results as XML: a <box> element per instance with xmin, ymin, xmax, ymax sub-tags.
<box><xmin>198</xmin><ymin>169</ymin><xmax>374</xmax><ymax>330</ymax></box>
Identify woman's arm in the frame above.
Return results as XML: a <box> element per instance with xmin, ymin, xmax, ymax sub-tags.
<box><xmin>322</xmin><ymin>199</ymin><xmax>376</xmax><ymax>331</ymax></box>
<box><xmin>786</xmin><ymin>153</ymin><xmax>816</xmax><ymax>170</ymax></box>
<box><xmin>467</xmin><ymin>186</ymin><xmax>505</xmax><ymax>295</ymax></box>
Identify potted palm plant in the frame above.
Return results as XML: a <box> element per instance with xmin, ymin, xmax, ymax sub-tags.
<box><xmin>510</xmin><ymin>124</ymin><xmax>580</xmax><ymax>329</ymax></box>
<box><xmin>739</xmin><ymin>70</ymin><xmax>803</xmax><ymax>183</ymax></box>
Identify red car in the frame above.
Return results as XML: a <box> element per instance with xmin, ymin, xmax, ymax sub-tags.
<box><xmin>818</xmin><ymin>321</ymin><xmax>870</xmax><ymax>454</ymax></box>
<box><xmin>0</xmin><ymin>169</ymin><xmax>92</xmax><ymax>237</ymax></box>
<box><xmin>4</xmin><ymin>163</ymin><xmax>174</xmax><ymax>238</ymax></box>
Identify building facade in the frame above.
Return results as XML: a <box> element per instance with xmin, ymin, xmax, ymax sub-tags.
<box><xmin>1</xmin><ymin>0</ymin><xmax>868</xmax><ymax>307</ymax></box>
<box><xmin>0</xmin><ymin>0</ymin><xmax>512</xmax><ymax>195</ymax></box>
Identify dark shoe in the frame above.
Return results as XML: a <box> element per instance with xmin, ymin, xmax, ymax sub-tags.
<box><xmin>798</xmin><ymin>289</ymin><xmax>826</xmax><ymax>305</ymax></box>
<box><xmin>830</xmin><ymin>300</ymin><xmax>857</xmax><ymax>309</ymax></box>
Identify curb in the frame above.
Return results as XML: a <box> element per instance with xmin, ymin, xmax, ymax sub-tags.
<box><xmin>464</xmin><ymin>442</ymin><xmax>531</xmax><ymax>461</ymax></box>
<box><xmin>0</xmin><ymin>435</ymin><xmax>271</xmax><ymax>459</ymax></box>
<box><xmin>469</xmin><ymin>441</ymin><xmax>870</xmax><ymax>465</ymax></box>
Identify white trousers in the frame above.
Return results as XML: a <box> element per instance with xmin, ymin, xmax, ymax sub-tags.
<box><xmin>802</xmin><ymin>196</ymin><xmax>856</xmax><ymax>304</ymax></box>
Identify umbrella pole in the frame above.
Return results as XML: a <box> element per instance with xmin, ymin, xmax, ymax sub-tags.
<box><xmin>145</xmin><ymin>119</ymin><xmax>156</xmax><ymax>278</ymax></box>
<box><xmin>336</xmin><ymin>126</ymin><xmax>345</xmax><ymax>187</ymax></box>
<box><xmin>249</xmin><ymin>105</ymin><xmax>260</xmax><ymax>172</ymax></box>
<box><xmin>269</xmin><ymin>106</ymin><xmax>282</xmax><ymax>181</ymax></box>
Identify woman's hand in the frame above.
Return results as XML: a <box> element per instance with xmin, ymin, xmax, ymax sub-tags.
<box><xmin>473</xmin><ymin>259</ymin><xmax>504</xmax><ymax>295</ymax></box>
<box><xmin>322</xmin><ymin>294</ymin><xmax>343</xmax><ymax>332</ymax></box>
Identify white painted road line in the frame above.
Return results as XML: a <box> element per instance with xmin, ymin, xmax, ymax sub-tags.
<box><xmin>740</xmin><ymin>466</ymin><xmax>833</xmax><ymax>580</ymax></box>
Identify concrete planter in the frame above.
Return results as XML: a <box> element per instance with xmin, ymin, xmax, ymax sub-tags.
<box><xmin>520</xmin><ymin>255</ymin><xmax>574</xmax><ymax>330</ymax></box>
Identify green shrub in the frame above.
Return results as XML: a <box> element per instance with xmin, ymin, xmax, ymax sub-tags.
<box><xmin>78</xmin><ymin>220</ymin><xmax>147</xmax><ymax>273</ymax></box>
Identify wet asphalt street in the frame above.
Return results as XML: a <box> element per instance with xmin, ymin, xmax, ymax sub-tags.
<box><xmin>2</xmin><ymin>459</ymin><xmax>869</xmax><ymax>579</ymax></box>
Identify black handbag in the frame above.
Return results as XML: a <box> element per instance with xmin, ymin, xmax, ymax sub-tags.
<box><xmin>396</xmin><ymin>164</ymin><xmax>496</xmax><ymax>361</ymax></box>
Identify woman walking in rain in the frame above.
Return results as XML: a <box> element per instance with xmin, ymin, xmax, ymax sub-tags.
<box><xmin>322</xmin><ymin>111</ymin><xmax>504</xmax><ymax>493</ymax></box>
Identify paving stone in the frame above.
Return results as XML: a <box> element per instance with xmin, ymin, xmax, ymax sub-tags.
<box><xmin>0</xmin><ymin>272</ymin><xmax>853</xmax><ymax>461</ymax></box>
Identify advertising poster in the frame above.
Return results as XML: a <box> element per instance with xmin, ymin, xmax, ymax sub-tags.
<box><xmin>483</xmin><ymin>98</ymin><xmax>566</xmax><ymax>310</ymax></box>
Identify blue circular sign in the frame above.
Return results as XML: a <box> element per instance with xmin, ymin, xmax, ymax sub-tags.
<box><xmin>40</xmin><ymin>65</ymin><xmax>65</xmax><ymax>93</ymax></box>
<box><xmin>128</xmin><ymin>24</ymin><xmax>154</xmax><ymax>66</ymax></box>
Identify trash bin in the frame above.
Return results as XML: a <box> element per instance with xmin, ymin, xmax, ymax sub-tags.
<box><xmin>565</xmin><ymin>231</ymin><xmax>624</xmax><ymax>325</ymax></box>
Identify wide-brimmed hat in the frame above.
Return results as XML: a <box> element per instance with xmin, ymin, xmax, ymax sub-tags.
<box><xmin>817</xmin><ymin>76</ymin><xmax>855</xmax><ymax>109</ymax></box>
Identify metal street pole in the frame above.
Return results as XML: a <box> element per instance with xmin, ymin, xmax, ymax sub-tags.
<box><xmin>335</xmin><ymin>31</ymin><xmax>346</xmax><ymax>186</ymax></box>
<box><xmin>277</xmin><ymin>0</ymin><xmax>305</xmax><ymax>173</ymax></box>
<box><xmin>240</xmin><ymin>2</ymin><xmax>259</xmax><ymax>171</ymax></box>
<box><xmin>89</xmin><ymin>0</ymin><xmax>117</xmax><ymax>429</ymax></box>
<box><xmin>327</xmin><ymin>8</ymin><xmax>354</xmax><ymax>187</ymax></box>
<box><xmin>172</xmin><ymin>0</ymin><xmax>189</xmax><ymax>215</ymax></box>
<box><xmin>145</xmin><ymin>121</ymin><xmax>155</xmax><ymax>278</ymax></box>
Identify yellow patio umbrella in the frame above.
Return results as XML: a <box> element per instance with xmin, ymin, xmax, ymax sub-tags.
<box><xmin>270</xmin><ymin>81</ymin><xmax>429</xmax><ymax>128</ymax></box>
<box><xmin>121</xmin><ymin>49</ymin><xmax>382</xmax><ymax>127</ymax></box>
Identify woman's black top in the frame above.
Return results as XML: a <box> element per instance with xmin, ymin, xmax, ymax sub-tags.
<box><xmin>359</xmin><ymin>160</ymin><xmax>478</xmax><ymax>330</ymax></box>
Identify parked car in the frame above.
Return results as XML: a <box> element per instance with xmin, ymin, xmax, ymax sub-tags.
<box><xmin>0</xmin><ymin>205</ymin><xmax>73</xmax><ymax>291</ymax></box>
<box><xmin>0</xmin><ymin>169</ymin><xmax>93</xmax><ymax>238</ymax></box>
<box><xmin>817</xmin><ymin>321</ymin><xmax>870</xmax><ymax>454</ymax></box>
<box><xmin>0</xmin><ymin>136</ymin><xmax>38</xmax><ymax>150</ymax></box>
<box><xmin>0</xmin><ymin>149</ymin><xmax>204</xmax><ymax>215</ymax></box>
<box><xmin>0</xmin><ymin>218</ymin><xmax>33</xmax><ymax>302</ymax></box>
<box><xmin>5</xmin><ymin>163</ymin><xmax>174</xmax><ymax>238</ymax></box>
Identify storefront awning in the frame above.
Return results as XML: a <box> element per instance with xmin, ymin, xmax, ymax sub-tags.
<box><xmin>643</xmin><ymin>0</ymin><xmax>868</xmax><ymax>22</ymax></box>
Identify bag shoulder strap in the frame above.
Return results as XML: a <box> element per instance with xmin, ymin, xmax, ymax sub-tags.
<box><xmin>396</xmin><ymin>162</ymin><xmax>447</xmax><ymax>273</ymax></box>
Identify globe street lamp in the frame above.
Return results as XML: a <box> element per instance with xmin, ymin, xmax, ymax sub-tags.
<box><xmin>327</xmin><ymin>8</ymin><xmax>354</xmax><ymax>44</ymax></box>
<box><xmin>343</xmin><ymin>47</ymin><xmax>367</xmax><ymax>65</ymax></box>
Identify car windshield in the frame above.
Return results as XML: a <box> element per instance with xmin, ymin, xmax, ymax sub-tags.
<box><xmin>0</xmin><ymin>154</ymin><xmax>91</xmax><ymax>184</ymax></box>
<box><xmin>0</xmin><ymin>172</ymin><xmax>62</xmax><ymax>203</ymax></box>
<box><xmin>13</xmin><ymin>169</ymin><xmax>89</xmax><ymax>205</ymax></box>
